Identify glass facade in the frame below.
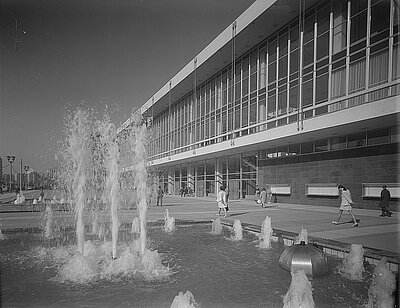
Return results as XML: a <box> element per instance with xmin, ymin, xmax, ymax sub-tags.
<box><xmin>136</xmin><ymin>0</ymin><xmax>400</xmax><ymax>199</ymax></box>
<box><xmin>149</xmin><ymin>0</ymin><xmax>399</xmax><ymax>160</ymax></box>
<box><xmin>155</xmin><ymin>125</ymin><xmax>397</xmax><ymax>198</ymax></box>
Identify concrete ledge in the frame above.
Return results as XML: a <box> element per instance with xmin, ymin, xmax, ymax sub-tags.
<box><xmin>220</xmin><ymin>220</ymin><xmax>399</xmax><ymax>274</ymax></box>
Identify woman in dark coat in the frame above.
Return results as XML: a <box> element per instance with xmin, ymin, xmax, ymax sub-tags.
<box><xmin>379</xmin><ymin>185</ymin><xmax>392</xmax><ymax>217</ymax></box>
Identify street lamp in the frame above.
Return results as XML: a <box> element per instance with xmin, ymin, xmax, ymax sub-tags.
<box><xmin>24</xmin><ymin>165</ymin><xmax>29</xmax><ymax>190</ymax></box>
<box><xmin>6</xmin><ymin>155</ymin><xmax>16</xmax><ymax>192</ymax></box>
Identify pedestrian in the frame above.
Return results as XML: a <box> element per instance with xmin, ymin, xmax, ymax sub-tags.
<box><xmin>225</xmin><ymin>186</ymin><xmax>230</xmax><ymax>202</ymax></box>
<box><xmin>332</xmin><ymin>185</ymin><xmax>359</xmax><ymax>227</ymax></box>
<box><xmin>260</xmin><ymin>188</ymin><xmax>267</xmax><ymax>208</ymax></box>
<box><xmin>39</xmin><ymin>189</ymin><xmax>45</xmax><ymax>202</ymax></box>
<box><xmin>216</xmin><ymin>186</ymin><xmax>227</xmax><ymax>217</ymax></box>
<box><xmin>157</xmin><ymin>186</ymin><xmax>164</xmax><ymax>207</ymax></box>
<box><xmin>254</xmin><ymin>186</ymin><xmax>261</xmax><ymax>205</ymax></box>
<box><xmin>184</xmin><ymin>186</ymin><xmax>188</xmax><ymax>197</ymax></box>
<box><xmin>379</xmin><ymin>185</ymin><xmax>392</xmax><ymax>217</ymax></box>
<box><xmin>266</xmin><ymin>186</ymin><xmax>272</xmax><ymax>204</ymax></box>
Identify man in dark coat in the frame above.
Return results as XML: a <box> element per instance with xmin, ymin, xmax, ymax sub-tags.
<box><xmin>379</xmin><ymin>185</ymin><xmax>392</xmax><ymax>217</ymax></box>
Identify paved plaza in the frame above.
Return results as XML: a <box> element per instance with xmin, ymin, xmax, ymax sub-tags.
<box><xmin>1</xmin><ymin>191</ymin><xmax>399</xmax><ymax>258</ymax></box>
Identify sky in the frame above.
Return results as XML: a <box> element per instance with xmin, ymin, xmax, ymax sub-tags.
<box><xmin>0</xmin><ymin>0</ymin><xmax>254</xmax><ymax>173</ymax></box>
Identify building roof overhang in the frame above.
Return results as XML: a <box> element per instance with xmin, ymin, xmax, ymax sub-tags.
<box><xmin>134</xmin><ymin>0</ymin><xmax>320</xmax><ymax>121</ymax></box>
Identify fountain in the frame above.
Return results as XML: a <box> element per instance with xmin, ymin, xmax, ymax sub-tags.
<box><xmin>340</xmin><ymin>243</ymin><xmax>365</xmax><ymax>281</ymax></box>
<box><xmin>164</xmin><ymin>209</ymin><xmax>176</xmax><ymax>233</ymax></box>
<box><xmin>211</xmin><ymin>217</ymin><xmax>222</xmax><ymax>235</ymax></box>
<box><xmin>130</xmin><ymin>116</ymin><xmax>148</xmax><ymax>254</ymax></box>
<box><xmin>49</xmin><ymin>109</ymin><xmax>168</xmax><ymax>282</ymax></box>
<box><xmin>283</xmin><ymin>270</ymin><xmax>315</xmax><ymax>308</ymax></box>
<box><xmin>366</xmin><ymin>257</ymin><xmax>396</xmax><ymax>307</ymax></box>
<box><xmin>100</xmin><ymin>120</ymin><xmax>120</xmax><ymax>259</ymax></box>
<box><xmin>0</xmin><ymin>108</ymin><xmax>394</xmax><ymax>306</ymax></box>
<box><xmin>170</xmin><ymin>290</ymin><xmax>198</xmax><ymax>308</ymax></box>
<box><xmin>14</xmin><ymin>192</ymin><xmax>25</xmax><ymax>204</ymax></box>
<box><xmin>68</xmin><ymin>109</ymin><xmax>91</xmax><ymax>256</ymax></box>
<box><xmin>279</xmin><ymin>228</ymin><xmax>328</xmax><ymax>277</ymax></box>
<box><xmin>91</xmin><ymin>211</ymin><xmax>99</xmax><ymax>235</ymax></box>
<box><xmin>231</xmin><ymin>219</ymin><xmax>243</xmax><ymax>240</ymax></box>
<box><xmin>50</xmin><ymin>196</ymin><xmax>58</xmax><ymax>205</ymax></box>
<box><xmin>294</xmin><ymin>226</ymin><xmax>308</xmax><ymax>244</ymax></box>
<box><xmin>43</xmin><ymin>203</ymin><xmax>54</xmax><ymax>238</ymax></box>
<box><xmin>131</xmin><ymin>217</ymin><xmax>140</xmax><ymax>234</ymax></box>
<box><xmin>258</xmin><ymin>216</ymin><xmax>273</xmax><ymax>248</ymax></box>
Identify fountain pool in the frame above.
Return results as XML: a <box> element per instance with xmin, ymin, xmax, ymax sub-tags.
<box><xmin>0</xmin><ymin>223</ymin><xmax>374</xmax><ymax>307</ymax></box>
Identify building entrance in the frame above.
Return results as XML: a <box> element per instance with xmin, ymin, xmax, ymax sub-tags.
<box><xmin>228</xmin><ymin>180</ymin><xmax>240</xmax><ymax>200</ymax></box>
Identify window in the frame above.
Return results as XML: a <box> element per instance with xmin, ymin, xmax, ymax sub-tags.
<box><xmin>367</xmin><ymin>128</ymin><xmax>390</xmax><ymax>145</ymax></box>
<box><xmin>330</xmin><ymin>136</ymin><xmax>346</xmax><ymax>150</ymax></box>
<box><xmin>303</xmin><ymin>41</ymin><xmax>314</xmax><ymax>67</ymax></box>
<box><xmin>347</xmin><ymin>132</ymin><xmax>366</xmax><ymax>148</ymax></box>
<box><xmin>268</xmin><ymin>40</ymin><xmax>277</xmax><ymax>83</ymax></box>
<box><xmin>259</xmin><ymin>48</ymin><xmax>267</xmax><ymax>89</ymax></box>
<box><xmin>277</xmin><ymin>145</ymin><xmax>288</xmax><ymax>157</ymax></box>
<box><xmin>258</xmin><ymin>98</ymin><xmax>266</xmax><ymax>122</ymax></box>
<box><xmin>392</xmin><ymin>43</ymin><xmax>400</xmax><ymax>80</ymax></box>
<box><xmin>332</xmin><ymin>0</ymin><xmax>347</xmax><ymax>54</ymax></box>
<box><xmin>369</xmin><ymin>43</ymin><xmax>389</xmax><ymax>88</ymax></box>
<box><xmin>290</xmin><ymin>24</ymin><xmax>299</xmax><ymax>49</ymax></box>
<box><xmin>302</xmin><ymin>80</ymin><xmax>313</xmax><ymax>107</ymax></box>
<box><xmin>349</xmin><ymin>55</ymin><xmax>366</xmax><ymax>94</ymax></box>
<box><xmin>249</xmin><ymin>99</ymin><xmax>257</xmax><ymax>125</ymax></box>
<box><xmin>267</xmin><ymin>95</ymin><xmax>276</xmax><ymax>119</ymax></box>
<box><xmin>278</xmin><ymin>55</ymin><xmax>288</xmax><ymax>79</ymax></box>
<box><xmin>278</xmin><ymin>90</ymin><xmax>287</xmax><ymax>115</ymax></box>
<box><xmin>370</xmin><ymin>0</ymin><xmax>390</xmax><ymax>36</ymax></box>
<box><xmin>391</xmin><ymin>126</ymin><xmax>400</xmax><ymax>143</ymax></box>
<box><xmin>288</xmin><ymin>144</ymin><xmax>300</xmax><ymax>155</ymax></box>
<box><xmin>288</xmin><ymin>86</ymin><xmax>298</xmax><ymax>112</ymax></box>
<box><xmin>290</xmin><ymin>49</ymin><xmax>299</xmax><ymax>74</ymax></box>
<box><xmin>267</xmin><ymin>147</ymin><xmax>277</xmax><ymax>158</ymax></box>
<box><xmin>241</xmin><ymin>103</ymin><xmax>248</xmax><ymax>128</ymax></box>
<box><xmin>228</xmin><ymin>155</ymin><xmax>240</xmax><ymax>173</ymax></box>
<box><xmin>316</xmin><ymin>73</ymin><xmax>328</xmax><ymax>103</ymax></box>
<box><xmin>315</xmin><ymin>139</ymin><xmax>328</xmax><ymax>152</ymax></box>
<box><xmin>331</xmin><ymin>65</ymin><xmax>346</xmax><ymax>98</ymax></box>
<box><xmin>350</xmin><ymin>0</ymin><xmax>367</xmax><ymax>44</ymax></box>
<box><xmin>317</xmin><ymin>33</ymin><xmax>329</xmax><ymax>60</ymax></box>
<box><xmin>301</xmin><ymin>142</ymin><xmax>314</xmax><ymax>154</ymax></box>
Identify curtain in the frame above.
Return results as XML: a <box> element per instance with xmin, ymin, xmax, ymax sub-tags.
<box><xmin>369</xmin><ymin>49</ymin><xmax>389</xmax><ymax>86</ymax></box>
<box><xmin>348</xmin><ymin>58</ymin><xmax>366</xmax><ymax>106</ymax></box>
<box><xmin>331</xmin><ymin>67</ymin><xmax>346</xmax><ymax>98</ymax></box>
<box><xmin>392</xmin><ymin>44</ymin><xmax>400</xmax><ymax>80</ymax></box>
<box><xmin>369</xmin><ymin>49</ymin><xmax>389</xmax><ymax>101</ymax></box>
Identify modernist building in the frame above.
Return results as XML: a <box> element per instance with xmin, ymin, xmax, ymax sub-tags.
<box><xmin>119</xmin><ymin>0</ymin><xmax>400</xmax><ymax>210</ymax></box>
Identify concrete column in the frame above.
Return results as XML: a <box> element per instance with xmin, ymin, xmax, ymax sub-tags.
<box><xmin>188</xmin><ymin>163</ymin><xmax>195</xmax><ymax>190</ymax></box>
<box><xmin>168</xmin><ymin>167</ymin><xmax>174</xmax><ymax>195</ymax></box>
<box><xmin>215</xmin><ymin>158</ymin><xmax>223</xmax><ymax>193</ymax></box>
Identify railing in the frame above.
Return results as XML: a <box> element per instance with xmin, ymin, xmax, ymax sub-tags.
<box><xmin>148</xmin><ymin>80</ymin><xmax>400</xmax><ymax>162</ymax></box>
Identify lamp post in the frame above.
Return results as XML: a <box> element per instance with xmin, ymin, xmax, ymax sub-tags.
<box><xmin>6</xmin><ymin>155</ymin><xmax>15</xmax><ymax>193</ymax></box>
<box><xmin>24</xmin><ymin>165</ymin><xmax>29</xmax><ymax>190</ymax></box>
<box><xmin>19</xmin><ymin>158</ymin><xmax>22</xmax><ymax>194</ymax></box>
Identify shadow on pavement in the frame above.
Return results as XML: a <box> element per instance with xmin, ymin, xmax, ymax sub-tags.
<box><xmin>227</xmin><ymin>212</ymin><xmax>250</xmax><ymax>217</ymax></box>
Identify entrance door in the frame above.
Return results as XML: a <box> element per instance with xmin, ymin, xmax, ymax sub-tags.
<box><xmin>228</xmin><ymin>180</ymin><xmax>240</xmax><ymax>200</ymax></box>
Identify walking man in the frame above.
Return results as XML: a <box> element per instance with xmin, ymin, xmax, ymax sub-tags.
<box><xmin>157</xmin><ymin>186</ymin><xmax>164</xmax><ymax>207</ymax></box>
<box><xmin>379</xmin><ymin>185</ymin><xmax>392</xmax><ymax>217</ymax></box>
